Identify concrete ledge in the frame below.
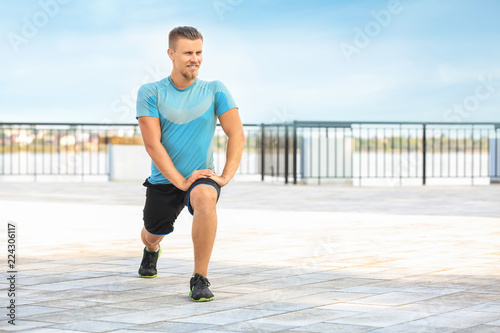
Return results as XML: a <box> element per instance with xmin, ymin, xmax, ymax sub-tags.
<box><xmin>108</xmin><ymin>144</ymin><xmax>150</xmax><ymax>181</ymax></box>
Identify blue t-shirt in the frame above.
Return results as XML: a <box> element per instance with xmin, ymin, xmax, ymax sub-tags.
<box><xmin>136</xmin><ymin>76</ymin><xmax>237</xmax><ymax>184</ymax></box>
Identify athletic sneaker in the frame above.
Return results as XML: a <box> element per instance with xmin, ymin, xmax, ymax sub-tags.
<box><xmin>190</xmin><ymin>273</ymin><xmax>214</xmax><ymax>302</ymax></box>
<box><xmin>138</xmin><ymin>247</ymin><xmax>161</xmax><ymax>278</ymax></box>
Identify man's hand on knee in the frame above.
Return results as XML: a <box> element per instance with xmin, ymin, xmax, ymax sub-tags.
<box><xmin>181</xmin><ymin>169</ymin><xmax>215</xmax><ymax>191</ymax></box>
<box><xmin>209</xmin><ymin>174</ymin><xmax>230</xmax><ymax>187</ymax></box>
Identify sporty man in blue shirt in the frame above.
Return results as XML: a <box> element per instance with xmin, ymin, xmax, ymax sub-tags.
<box><xmin>136</xmin><ymin>26</ymin><xmax>244</xmax><ymax>301</ymax></box>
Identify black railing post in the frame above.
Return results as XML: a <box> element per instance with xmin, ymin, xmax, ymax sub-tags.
<box><xmin>261</xmin><ymin>123</ymin><xmax>265</xmax><ymax>181</ymax></box>
<box><xmin>284</xmin><ymin>124</ymin><xmax>289</xmax><ymax>184</ymax></box>
<box><xmin>422</xmin><ymin>124</ymin><xmax>426</xmax><ymax>185</ymax></box>
<box><xmin>293</xmin><ymin>121</ymin><xmax>298</xmax><ymax>184</ymax></box>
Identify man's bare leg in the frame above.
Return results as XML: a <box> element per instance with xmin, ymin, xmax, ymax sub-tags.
<box><xmin>138</xmin><ymin>227</ymin><xmax>164</xmax><ymax>278</ymax></box>
<box><xmin>189</xmin><ymin>185</ymin><xmax>218</xmax><ymax>277</ymax></box>
<box><xmin>141</xmin><ymin>226</ymin><xmax>164</xmax><ymax>252</ymax></box>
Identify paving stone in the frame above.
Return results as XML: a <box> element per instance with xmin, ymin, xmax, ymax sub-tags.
<box><xmin>105</xmin><ymin>330</ymin><xmax>166</xmax><ymax>333</ymax></box>
<box><xmin>96</xmin><ymin>305</ymin><xmax>216</xmax><ymax>325</ymax></box>
<box><xmin>249</xmin><ymin>308</ymin><xmax>359</xmax><ymax>327</ymax></box>
<box><xmin>125</xmin><ymin>321</ymin><xmax>215</xmax><ymax>332</ymax></box>
<box><xmin>286</xmin><ymin>291</ymin><xmax>375</xmax><ymax>306</ymax></box>
<box><xmin>244</xmin><ymin>301</ymin><xmax>316</xmax><ymax>312</ymax></box>
<box><xmin>82</xmin><ymin>283</ymin><xmax>143</xmax><ymax>292</ymax></box>
<box><xmin>350</xmin><ymin>291</ymin><xmax>439</xmax><ymax>306</ymax></box>
<box><xmin>418</xmin><ymin>292</ymin><xmax>500</xmax><ymax>307</ymax></box>
<box><xmin>52</xmin><ymin>320</ymin><xmax>134</xmax><ymax>332</ymax></box>
<box><xmin>0</xmin><ymin>320</ymin><xmax>52</xmax><ymax>332</ymax></box>
<box><xmin>455</xmin><ymin>325</ymin><xmax>500</xmax><ymax>333</ymax></box>
<box><xmin>369</xmin><ymin>324</ymin><xmax>455</xmax><ymax>332</ymax></box>
<box><xmin>20</xmin><ymin>329</ymin><xmax>89</xmax><ymax>333</ymax></box>
<box><xmin>328</xmin><ymin>308</ymin><xmax>433</xmax><ymax>327</ymax></box>
<box><xmin>189</xmin><ymin>329</ymin><xmax>239</xmax><ymax>333</ymax></box>
<box><xmin>23</xmin><ymin>306</ymin><xmax>135</xmax><ymax>324</ymax></box>
<box><xmin>22</xmin><ymin>276</ymin><xmax>121</xmax><ymax>292</ymax></box>
<box><xmin>407</xmin><ymin>310</ymin><xmax>500</xmax><ymax>329</ymax></box>
<box><xmin>15</xmin><ymin>305</ymin><xmax>66</xmax><ymax>317</ymax></box>
<box><xmin>18</xmin><ymin>272</ymin><xmax>104</xmax><ymax>286</ymax></box>
<box><xmin>173</xmin><ymin>308</ymin><xmax>284</xmax><ymax>325</ymax></box>
<box><xmin>307</xmin><ymin>277</ymin><xmax>389</xmax><ymax>290</ymax></box>
<box><xmin>289</xmin><ymin>322</ymin><xmax>375</xmax><ymax>332</ymax></box>
<box><xmin>486</xmin><ymin>318</ymin><xmax>500</xmax><ymax>326</ymax></box>
<box><xmin>394</xmin><ymin>301</ymin><xmax>465</xmax><ymax>314</ymax></box>
<box><xmin>214</xmin><ymin>321</ymin><xmax>297</xmax><ymax>332</ymax></box>
<box><xmin>317</xmin><ymin>302</ymin><xmax>389</xmax><ymax>312</ymax></box>
<box><xmin>25</xmin><ymin>299</ymin><xmax>102</xmax><ymax>310</ymax></box>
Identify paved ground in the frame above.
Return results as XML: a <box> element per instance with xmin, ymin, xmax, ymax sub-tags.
<box><xmin>0</xmin><ymin>181</ymin><xmax>499</xmax><ymax>332</ymax></box>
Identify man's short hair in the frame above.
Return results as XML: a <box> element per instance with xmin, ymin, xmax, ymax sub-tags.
<box><xmin>169</xmin><ymin>26</ymin><xmax>203</xmax><ymax>50</ymax></box>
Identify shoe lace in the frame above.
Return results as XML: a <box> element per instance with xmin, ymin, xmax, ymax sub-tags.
<box><xmin>146</xmin><ymin>252</ymin><xmax>154</xmax><ymax>266</ymax></box>
<box><xmin>197</xmin><ymin>276</ymin><xmax>211</xmax><ymax>287</ymax></box>
<box><xmin>142</xmin><ymin>251</ymin><xmax>155</xmax><ymax>267</ymax></box>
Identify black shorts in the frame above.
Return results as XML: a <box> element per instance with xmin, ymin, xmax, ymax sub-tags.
<box><xmin>142</xmin><ymin>178</ymin><xmax>221</xmax><ymax>236</ymax></box>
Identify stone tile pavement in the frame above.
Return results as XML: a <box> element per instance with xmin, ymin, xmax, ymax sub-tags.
<box><xmin>0</xmin><ymin>181</ymin><xmax>499</xmax><ymax>332</ymax></box>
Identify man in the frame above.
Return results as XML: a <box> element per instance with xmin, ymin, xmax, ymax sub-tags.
<box><xmin>136</xmin><ymin>26</ymin><xmax>244</xmax><ymax>302</ymax></box>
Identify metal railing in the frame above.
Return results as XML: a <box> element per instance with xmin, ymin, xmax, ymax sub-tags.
<box><xmin>1</xmin><ymin>121</ymin><xmax>499</xmax><ymax>185</ymax></box>
<box><xmin>0</xmin><ymin>122</ymin><xmax>262</xmax><ymax>181</ymax></box>
<box><xmin>259</xmin><ymin>121</ymin><xmax>500</xmax><ymax>185</ymax></box>
<box><xmin>0</xmin><ymin>123</ymin><xmax>140</xmax><ymax>180</ymax></box>
<box><xmin>213</xmin><ymin>124</ymin><xmax>261</xmax><ymax>178</ymax></box>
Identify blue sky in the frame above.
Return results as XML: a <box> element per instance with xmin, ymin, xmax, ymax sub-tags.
<box><xmin>1</xmin><ymin>0</ymin><xmax>499</xmax><ymax>124</ymax></box>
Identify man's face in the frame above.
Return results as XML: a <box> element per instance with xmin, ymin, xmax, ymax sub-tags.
<box><xmin>169</xmin><ymin>38</ymin><xmax>203</xmax><ymax>81</ymax></box>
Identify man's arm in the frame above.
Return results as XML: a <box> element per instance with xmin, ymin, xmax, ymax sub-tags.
<box><xmin>210</xmin><ymin>108</ymin><xmax>245</xmax><ymax>187</ymax></box>
<box><xmin>138</xmin><ymin>116</ymin><xmax>214</xmax><ymax>191</ymax></box>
